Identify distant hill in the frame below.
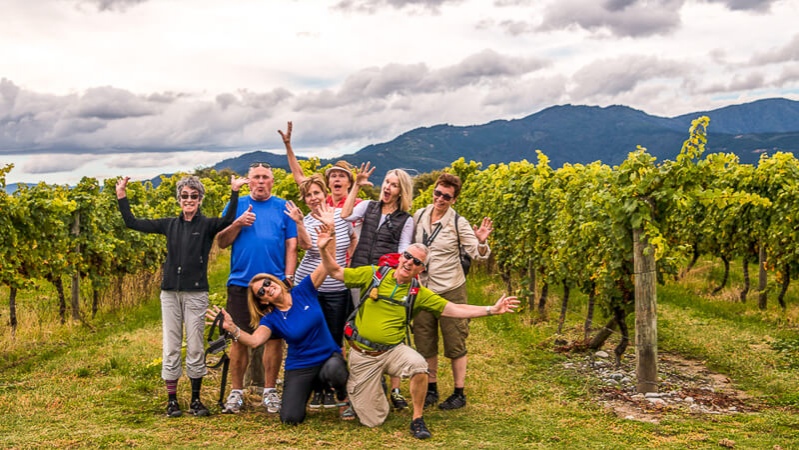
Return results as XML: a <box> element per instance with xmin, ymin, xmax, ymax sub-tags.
<box><xmin>210</xmin><ymin>98</ymin><xmax>799</xmax><ymax>182</ymax></box>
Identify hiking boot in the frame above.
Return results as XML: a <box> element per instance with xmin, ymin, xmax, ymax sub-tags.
<box><xmin>222</xmin><ymin>391</ymin><xmax>244</xmax><ymax>414</ymax></box>
<box><xmin>309</xmin><ymin>391</ymin><xmax>323</xmax><ymax>409</ymax></box>
<box><xmin>390</xmin><ymin>388</ymin><xmax>408</xmax><ymax>410</ymax></box>
<box><xmin>323</xmin><ymin>390</ymin><xmax>337</xmax><ymax>409</ymax></box>
<box><xmin>189</xmin><ymin>399</ymin><xmax>210</xmax><ymax>417</ymax></box>
<box><xmin>424</xmin><ymin>390</ymin><xmax>439</xmax><ymax>408</ymax></box>
<box><xmin>263</xmin><ymin>390</ymin><xmax>281</xmax><ymax>414</ymax></box>
<box><xmin>166</xmin><ymin>399</ymin><xmax>182</xmax><ymax>418</ymax></box>
<box><xmin>410</xmin><ymin>417</ymin><xmax>432</xmax><ymax>440</ymax></box>
<box><xmin>439</xmin><ymin>392</ymin><xmax>467</xmax><ymax>410</ymax></box>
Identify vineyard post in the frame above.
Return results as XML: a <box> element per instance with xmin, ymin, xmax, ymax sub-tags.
<box><xmin>71</xmin><ymin>211</ymin><xmax>80</xmax><ymax>321</ymax></box>
<box><xmin>758</xmin><ymin>244</ymin><xmax>768</xmax><ymax>309</ymax></box>
<box><xmin>633</xmin><ymin>227</ymin><xmax>658</xmax><ymax>393</ymax></box>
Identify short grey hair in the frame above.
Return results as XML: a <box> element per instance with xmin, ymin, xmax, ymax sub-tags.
<box><xmin>406</xmin><ymin>243</ymin><xmax>429</xmax><ymax>265</ymax></box>
<box><xmin>176</xmin><ymin>176</ymin><xmax>205</xmax><ymax>201</ymax></box>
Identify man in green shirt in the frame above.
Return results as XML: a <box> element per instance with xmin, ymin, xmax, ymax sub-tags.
<box><xmin>317</xmin><ymin>214</ymin><xmax>518</xmax><ymax>440</ymax></box>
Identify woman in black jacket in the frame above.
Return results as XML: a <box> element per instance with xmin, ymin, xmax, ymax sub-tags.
<box><xmin>116</xmin><ymin>174</ymin><xmax>246</xmax><ymax>417</ymax></box>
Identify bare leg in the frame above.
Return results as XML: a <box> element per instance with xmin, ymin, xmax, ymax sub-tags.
<box><xmin>451</xmin><ymin>355</ymin><xmax>467</xmax><ymax>389</ymax></box>
<box><xmin>425</xmin><ymin>356</ymin><xmax>439</xmax><ymax>383</ymax></box>
<box><xmin>410</xmin><ymin>372</ymin><xmax>428</xmax><ymax>420</ymax></box>
<box><xmin>263</xmin><ymin>339</ymin><xmax>284</xmax><ymax>389</ymax></box>
<box><xmin>229</xmin><ymin>340</ymin><xmax>249</xmax><ymax>390</ymax></box>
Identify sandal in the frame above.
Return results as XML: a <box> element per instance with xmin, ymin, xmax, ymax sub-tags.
<box><xmin>339</xmin><ymin>402</ymin><xmax>356</xmax><ymax>421</ymax></box>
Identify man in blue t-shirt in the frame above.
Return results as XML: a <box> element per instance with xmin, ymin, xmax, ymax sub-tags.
<box><xmin>217</xmin><ymin>162</ymin><xmax>298</xmax><ymax>414</ymax></box>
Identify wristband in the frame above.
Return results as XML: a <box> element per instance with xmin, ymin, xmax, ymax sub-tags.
<box><xmin>486</xmin><ymin>306</ymin><xmax>493</xmax><ymax>316</ymax></box>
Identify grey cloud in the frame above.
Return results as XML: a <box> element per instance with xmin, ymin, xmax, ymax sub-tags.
<box><xmin>0</xmin><ymin>78</ymin><xmax>292</xmax><ymax>155</ymax></box>
<box><xmin>704</xmin><ymin>0</ymin><xmax>777</xmax><ymax>12</ymax></box>
<box><xmin>74</xmin><ymin>86</ymin><xmax>158</xmax><ymax>119</ymax></box>
<box><xmin>693</xmin><ymin>72</ymin><xmax>766</xmax><ymax>95</ymax></box>
<box><xmin>750</xmin><ymin>34</ymin><xmax>799</xmax><ymax>65</ymax></box>
<box><xmin>773</xmin><ymin>64</ymin><xmax>799</xmax><ymax>88</ymax></box>
<box><xmin>539</xmin><ymin>0</ymin><xmax>684</xmax><ymax>37</ymax></box>
<box><xmin>570</xmin><ymin>56</ymin><xmax>685</xmax><ymax>99</ymax></box>
<box><xmin>297</xmin><ymin>50</ymin><xmax>547</xmax><ymax>109</ymax></box>
<box><xmin>79</xmin><ymin>0</ymin><xmax>148</xmax><ymax>12</ymax></box>
<box><xmin>22</xmin><ymin>154</ymin><xmax>93</xmax><ymax>174</ymax></box>
<box><xmin>333</xmin><ymin>0</ymin><xmax>462</xmax><ymax>13</ymax></box>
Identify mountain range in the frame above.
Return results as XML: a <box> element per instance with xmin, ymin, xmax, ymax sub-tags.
<box><xmin>211</xmin><ymin>98</ymin><xmax>799</xmax><ymax>182</ymax></box>
<box><xmin>5</xmin><ymin>98</ymin><xmax>799</xmax><ymax>193</ymax></box>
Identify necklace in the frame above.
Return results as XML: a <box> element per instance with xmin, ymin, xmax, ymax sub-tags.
<box><xmin>278</xmin><ymin>308</ymin><xmax>289</xmax><ymax>320</ymax></box>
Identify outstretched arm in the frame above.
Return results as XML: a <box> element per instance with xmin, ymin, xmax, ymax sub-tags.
<box><xmin>441</xmin><ymin>294</ymin><xmax>519</xmax><ymax>318</ymax></box>
<box><xmin>278</xmin><ymin>121</ymin><xmax>308</xmax><ymax>187</ymax></box>
<box><xmin>205</xmin><ymin>305</ymin><xmax>273</xmax><ymax>348</ymax></box>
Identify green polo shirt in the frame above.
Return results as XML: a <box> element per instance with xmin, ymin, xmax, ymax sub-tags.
<box><xmin>344</xmin><ymin>265</ymin><xmax>448</xmax><ymax>348</ymax></box>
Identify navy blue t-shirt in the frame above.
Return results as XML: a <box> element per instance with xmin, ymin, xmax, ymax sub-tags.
<box><xmin>259</xmin><ymin>277</ymin><xmax>341</xmax><ymax>370</ymax></box>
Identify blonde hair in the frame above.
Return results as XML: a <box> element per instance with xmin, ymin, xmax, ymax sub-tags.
<box><xmin>385</xmin><ymin>168</ymin><xmax>413</xmax><ymax>212</ymax></box>
<box><xmin>299</xmin><ymin>173</ymin><xmax>328</xmax><ymax>199</ymax></box>
<box><xmin>247</xmin><ymin>273</ymin><xmax>287</xmax><ymax>329</ymax></box>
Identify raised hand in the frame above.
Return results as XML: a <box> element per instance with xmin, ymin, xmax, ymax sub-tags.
<box><xmin>474</xmin><ymin>217</ymin><xmax>493</xmax><ymax>243</ymax></box>
<box><xmin>284</xmin><ymin>200</ymin><xmax>304</xmax><ymax>223</ymax></box>
<box><xmin>231</xmin><ymin>175</ymin><xmax>249</xmax><ymax>192</ymax></box>
<box><xmin>311</xmin><ymin>202</ymin><xmax>335</xmax><ymax>227</ymax></box>
<box><xmin>316</xmin><ymin>223</ymin><xmax>334</xmax><ymax>249</ymax></box>
<box><xmin>236</xmin><ymin>204</ymin><xmax>256</xmax><ymax>227</ymax></box>
<box><xmin>490</xmin><ymin>295</ymin><xmax>520</xmax><ymax>315</ymax></box>
<box><xmin>115</xmin><ymin>176</ymin><xmax>130</xmax><ymax>199</ymax></box>
<box><xmin>278</xmin><ymin>121</ymin><xmax>293</xmax><ymax>145</ymax></box>
<box><xmin>355</xmin><ymin>162</ymin><xmax>375</xmax><ymax>187</ymax></box>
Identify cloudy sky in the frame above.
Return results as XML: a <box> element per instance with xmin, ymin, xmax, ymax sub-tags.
<box><xmin>2</xmin><ymin>0</ymin><xmax>798</xmax><ymax>184</ymax></box>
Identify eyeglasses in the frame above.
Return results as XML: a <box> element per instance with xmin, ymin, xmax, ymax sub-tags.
<box><xmin>180</xmin><ymin>193</ymin><xmax>200</xmax><ymax>200</ymax></box>
<box><xmin>256</xmin><ymin>279</ymin><xmax>273</xmax><ymax>297</ymax></box>
<box><xmin>433</xmin><ymin>190</ymin><xmax>454</xmax><ymax>201</ymax></box>
<box><xmin>249</xmin><ymin>162</ymin><xmax>272</xmax><ymax>168</ymax></box>
<box><xmin>403</xmin><ymin>251</ymin><xmax>425</xmax><ymax>267</ymax></box>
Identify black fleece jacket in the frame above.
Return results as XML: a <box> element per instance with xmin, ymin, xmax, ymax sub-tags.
<box><xmin>117</xmin><ymin>190</ymin><xmax>238</xmax><ymax>291</ymax></box>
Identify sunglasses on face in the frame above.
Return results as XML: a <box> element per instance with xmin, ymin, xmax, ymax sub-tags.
<box><xmin>180</xmin><ymin>193</ymin><xmax>200</xmax><ymax>200</ymax></box>
<box><xmin>256</xmin><ymin>279</ymin><xmax>273</xmax><ymax>297</ymax></box>
<box><xmin>403</xmin><ymin>251</ymin><xmax>425</xmax><ymax>267</ymax></box>
<box><xmin>249</xmin><ymin>162</ymin><xmax>272</xmax><ymax>168</ymax></box>
<box><xmin>433</xmin><ymin>190</ymin><xmax>454</xmax><ymax>201</ymax></box>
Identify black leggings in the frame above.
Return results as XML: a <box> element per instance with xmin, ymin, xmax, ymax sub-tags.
<box><xmin>318</xmin><ymin>289</ymin><xmax>353</xmax><ymax>348</ymax></box>
<box><xmin>280</xmin><ymin>352</ymin><xmax>349</xmax><ymax>425</ymax></box>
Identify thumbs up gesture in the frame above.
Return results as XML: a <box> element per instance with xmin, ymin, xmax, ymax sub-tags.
<box><xmin>236</xmin><ymin>204</ymin><xmax>256</xmax><ymax>227</ymax></box>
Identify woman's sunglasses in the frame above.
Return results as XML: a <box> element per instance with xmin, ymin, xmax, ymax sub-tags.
<box><xmin>403</xmin><ymin>251</ymin><xmax>425</xmax><ymax>267</ymax></box>
<box><xmin>433</xmin><ymin>190</ymin><xmax>454</xmax><ymax>201</ymax></box>
<box><xmin>256</xmin><ymin>279</ymin><xmax>273</xmax><ymax>297</ymax></box>
<box><xmin>180</xmin><ymin>193</ymin><xmax>200</xmax><ymax>200</ymax></box>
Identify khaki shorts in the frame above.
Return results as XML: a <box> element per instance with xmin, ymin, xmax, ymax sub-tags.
<box><xmin>346</xmin><ymin>343</ymin><xmax>427</xmax><ymax>428</ymax></box>
<box><xmin>413</xmin><ymin>283</ymin><xmax>469</xmax><ymax>360</ymax></box>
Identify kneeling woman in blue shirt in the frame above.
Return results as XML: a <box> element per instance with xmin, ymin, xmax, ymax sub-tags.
<box><xmin>207</xmin><ymin>257</ymin><xmax>350</xmax><ymax>424</ymax></box>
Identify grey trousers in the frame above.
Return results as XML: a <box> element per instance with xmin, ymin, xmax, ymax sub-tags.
<box><xmin>160</xmin><ymin>290</ymin><xmax>209</xmax><ymax>380</ymax></box>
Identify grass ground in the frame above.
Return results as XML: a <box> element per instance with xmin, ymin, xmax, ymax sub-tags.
<box><xmin>2</xmin><ymin>254</ymin><xmax>799</xmax><ymax>449</ymax></box>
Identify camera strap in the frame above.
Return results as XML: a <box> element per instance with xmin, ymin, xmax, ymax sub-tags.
<box><xmin>205</xmin><ymin>311</ymin><xmax>231</xmax><ymax>407</ymax></box>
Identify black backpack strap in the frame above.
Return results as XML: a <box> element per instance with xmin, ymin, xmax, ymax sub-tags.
<box><xmin>404</xmin><ymin>278</ymin><xmax>420</xmax><ymax>347</ymax></box>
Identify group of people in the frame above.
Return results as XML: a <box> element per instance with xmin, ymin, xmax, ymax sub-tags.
<box><xmin>116</xmin><ymin>122</ymin><xmax>519</xmax><ymax>440</ymax></box>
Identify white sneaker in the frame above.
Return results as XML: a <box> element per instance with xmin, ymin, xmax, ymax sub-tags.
<box><xmin>263</xmin><ymin>390</ymin><xmax>281</xmax><ymax>413</ymax></box>
<box><xmin>222</xmin><ymin>391</ymin><xmax>244</xmax><ymax>414</ymax></box>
